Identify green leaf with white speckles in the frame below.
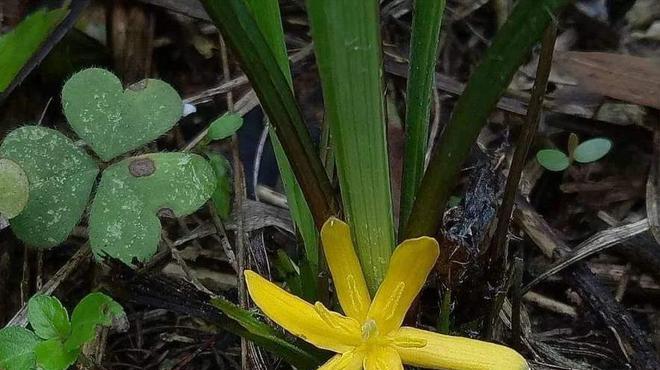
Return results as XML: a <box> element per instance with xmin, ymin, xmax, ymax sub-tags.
<box><xmin>0</xmin><ymin>126</ymin><xmax>99</xmax><ymax>248</ymax></box>
<box><xmin>89</xmin><ymin>153</ymin><xmax>216</xmax><ymax>264</ymax></box>
<box><xmin>0</xmin><ymin>158</ymin><xmax>29</xmax><ymax>219</ymax></box>
<box><xmin>62</xmin><ymin>68</ymin><xmax>183</xmax><ymax>161</ymax></box>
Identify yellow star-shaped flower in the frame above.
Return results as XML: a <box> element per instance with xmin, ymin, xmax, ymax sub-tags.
<box><xmin>245</xmin><ymin>217</ymin><xmax>529</xmax><ymax>369</ymax></box>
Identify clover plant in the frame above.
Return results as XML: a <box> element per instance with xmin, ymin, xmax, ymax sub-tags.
<box><xmin>0</xmin><ymin>293</ymin><xmax>125</xmax><ymax>370</ymax></box>
<box><xmin>0</xmin><ymin>68</ymin><xmax>219</xmax><ymax>264</ymax></box>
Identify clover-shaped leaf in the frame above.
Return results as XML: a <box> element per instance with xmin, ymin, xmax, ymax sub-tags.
<box><xmin>0</xmin><ymin>126</ymin><xmax>99</xmax><ymax>247</ymax></box>
<box><xmin>89</xmin><ymin>153</ymin><xmax>216</xmax><ymax>263</ymax></box>
<box><xmin>0</xmin><ymin>158</ymin><xmax>29</xmax><ymax>219</ymax></box>
<box><xmin>573</xmin><ymin>137</ymin><xmax>612</xmax><ymax>163</ymax></box>
<box><xmin>0</xmin><ymin>326</ymin><xmax>40</xmax><ymax>370</ymax></box>
<box><xmin>536</xmin><ymin>149</ymin><xmax>570</xmax><ymax>172</ymax></box>
<box><xmin>62</xmin><ymin>68</ymin><xmax>183</xmax><ymax>161</ymax></box>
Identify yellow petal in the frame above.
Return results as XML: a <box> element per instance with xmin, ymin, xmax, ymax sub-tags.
<box><xmin>393</xmin><ymin>327</ymin><xmax>530</xmax><ymax>370</ymax></box>
<box><xmin>367</xmin><ymin>237</ymin><xmax>439</xmax><ymax>333</ymax></box>
<box><xmin>319</xmin><ymin>350</ymin><xmax>365</xmax><ymax>370</ymax></box>
<box><xmin>321</xmin><ymin>217</ymin><xmax>371</xmax><ymax>321</ymax></box>
<box><xmin>244</xmin><ymin>270</ymin><xmax>361</xmax><ymax>352</ymax></box>
<box><xmin>363</xmin><ymin>346</ymin><xmax>403</xmax><ymax>370</ymax></box>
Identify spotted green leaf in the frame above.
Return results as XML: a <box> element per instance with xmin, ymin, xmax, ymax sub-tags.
<box><xmin>0</xmin><ymin>326</ymin><xmax>41</xmax><ymax>370</ymax></box>
<box><xmin>0</xmin><ymin>158</ymin><xmax>29</xmax><ymax>219</ymax></box>
<box><xmin>573</xmin><ymin>138</ymin><xmax>612</xmax><ymax>163</ymax></box>
<box><xmin>207</xmin><ymin>113</ymin><xmax>243</xmax><ymax>141</ymax></box>
<box><xmin>64</xmin><ymin>293</ymin><xmax>124</xmax><ymax>352</ymax></box>
<box><xmin>0</xmin><ymin>126</ymin><xmax>99</xmax><ymax>247</ymax></box>
<box><xmin>27</xmin><ymin>295</ymin><xmax>70</xmax><ymax>340</ymax></box>
<box><xmin>89</xmin><ymin>153</ymin><xmax>216</xmax><ymax>263</ymax></box>
<box><xmin>536</xmin><ymin>149</ymin><xmax>570</xmax><ymax>172</ymax></box>
<box><xmin>62</xmin><ymin>68</ymin><xmax>183</xmax><ymax>161</ymax></box>
<box><xmin>34</xmin><ymin>339</ymin><xmax>78</xmax><ymax>370</ymax></box>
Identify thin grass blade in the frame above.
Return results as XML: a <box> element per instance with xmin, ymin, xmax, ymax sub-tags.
<box><xmin>244</xmin><ymin>0</ymin><xmax>321</xmax><ymax>276</ymax></box>
<box><xmin>399</xmin><ymin>0</ymin><xmax>446</xmax><ymax>232</ymax></box>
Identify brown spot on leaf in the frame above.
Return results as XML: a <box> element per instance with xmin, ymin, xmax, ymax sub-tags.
<box><xmin>128</xmin><ymin>79</ymin><xmax>148</xmax><ymax>91</ymax></box>
<box><xmin>129</xmin><ymin>158</ymin><xmax>155</xmax><ymax>177</ymax></box>
<box><xmin>157</xmin><ymin>208</ymin><xmax>175</xmax><ymax>218</ymax></box>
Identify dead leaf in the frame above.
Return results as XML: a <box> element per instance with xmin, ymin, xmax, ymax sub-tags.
<box><xmin>555</xmin><ymin>51</ymin><xmax>660</xmax><ymax>109</ymax></box>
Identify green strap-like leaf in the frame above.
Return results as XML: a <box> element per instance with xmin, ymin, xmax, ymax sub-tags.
<box><xmin>400</xmin><ymin>0</ymin><xmax>446</xmax><ymax>233</ymax></box>
<box><xmin>201</xmin><ymin>0</ymin><xmax>338</xmax><ymax>231</ymax></box>
<box><xmin>210</xmin><ymin>297</ymin><xmax>326</xmax><ymax>369</ymax></box>
<box><xmin>0</xmin><ymin>7</ymin><xmax>68</xmax><ymax>93</ymax></box>
<box><xmin>307</xmin><ymin>0</ymin><xmax>395</xmax><ymax>291</ymax></box>
<box><xmin>405</xmin><ymin>0</ymin><xmax>570</xmax><ymax>238</ymax></box>
<box><xmin>244</xmin><ymin>0</ymin><xmax>321</xmax><ymax>280</ymax></box>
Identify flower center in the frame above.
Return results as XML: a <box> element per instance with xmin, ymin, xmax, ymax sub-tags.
<box><xmin>361</xmin><ymin>319</ymin><xmax>379</xmax><ymax>341</ymax></box>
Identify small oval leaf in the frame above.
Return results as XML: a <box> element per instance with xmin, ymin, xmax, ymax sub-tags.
<box><xmin>573</xmin><ymin>137</ymin><xmax>612</xmax><ymax>163</ymax></box>
<box><xmin>536</xmin><ymin>149</ymin><xmax>570</xmax><ymax>172</ymax></box>
<box><xmin>207</xmin><ymin>113</ymin><xmax>244</xmax><ymax>141</ymax></box>
<box><xmin>0</xmin><ymin>158</ymin><xmax>29</xmax><ymax>219</ymax></box>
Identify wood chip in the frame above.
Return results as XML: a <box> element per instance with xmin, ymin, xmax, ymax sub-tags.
<box><xmin>554</xmin><ymin>51</ymin><xmax>660</xmax><ymax>109</ymax></box>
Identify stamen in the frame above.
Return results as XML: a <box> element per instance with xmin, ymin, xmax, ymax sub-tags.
<box><xmin>382</xmin><ymin>282</ymin><xmax>405</xmax><ymax>321</ymax></box>
<box><xmin>393</xmin><ymin>336</ymin><xmax>427</xmax><ymax>348</ymax></box>
<box><xmin>361</xmin><ymin>319</ymin><xmax>379</xmax><ymax>341</ymax></box>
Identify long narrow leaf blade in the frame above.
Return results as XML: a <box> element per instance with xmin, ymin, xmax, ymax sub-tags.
<box><xmin>201</xmin><ymin>0</ymin><xmax>339</xmax><ymax>228</ymax></box>
<box><xmin>405</xmin><ymin>0</ymin><xmax>570</xmax><ymax>238</ymax></box>
<box><xmin>400</xmin><ymin>0</ymin><xmax>446</xmax><ymax>232</ymax></box>
<box><xmin>0</xmin><ymin>7</ymin><xmax>67</xmax><ymax>92</ymax></box>
<box><xmin>244</xmin><ymin>0</ymin><xmax>320</xmax><ymax>275</ymax></box>
<box><xmin>307</xmin><ymin>0</ymin><xmax>395</xmax><ymax>291</ymax></box>
<box><xmin>211</xmin><ymin>297</ymin><xmax>326</xmax><ymax>369</ymax></box>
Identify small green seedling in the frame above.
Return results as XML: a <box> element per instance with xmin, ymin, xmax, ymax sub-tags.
<box><xmin>0</xmin><ymin>68</ymin><xmax>221</xmax><ymax>264</ymax></box>
<box><xmin>0</xmin><ymin>158</ymin><xmax>29</xmax><ymax>219</ymax></box>
<box><xmin>0</xmin><ymin>293</ymin><xmax>125</xmax><ymax>370</ymax></box>
<box><xmin>536</xmin><ymin>134</ymin><xmax>612</xmax><ymax>172</ymax></box>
